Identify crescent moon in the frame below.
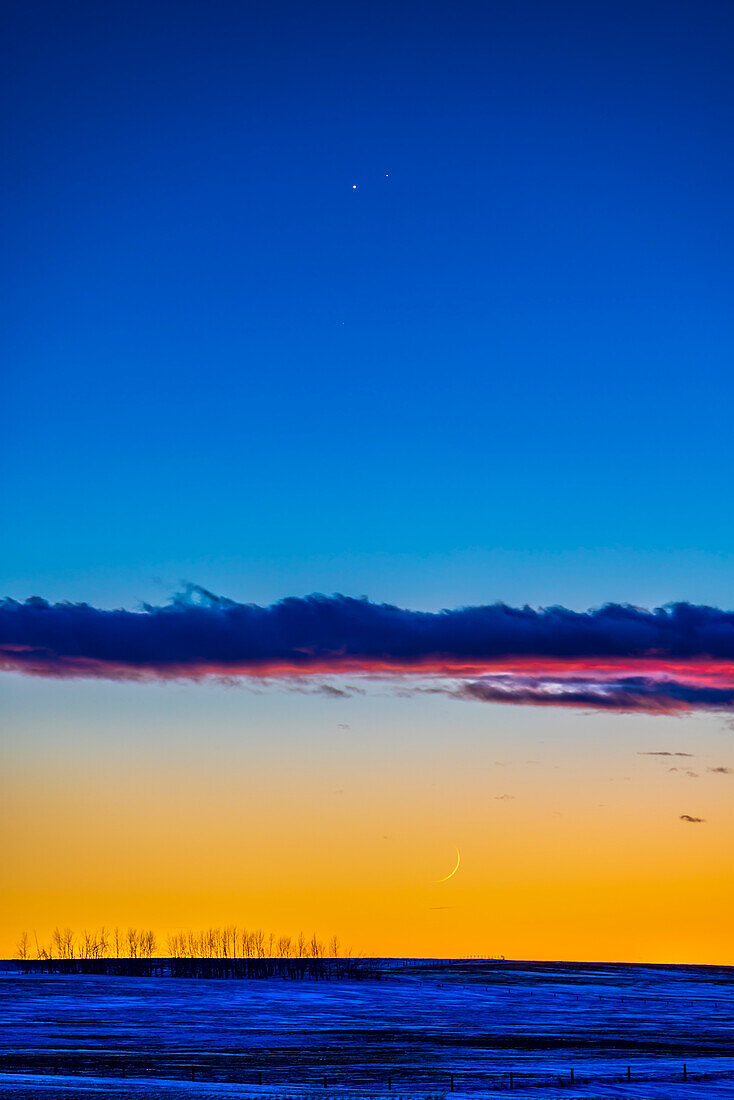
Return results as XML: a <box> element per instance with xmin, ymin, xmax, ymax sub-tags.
<box><xmin>437</xmin><ymin>848</ymin><xmax>461</xmax><ymax>883</ymax></box>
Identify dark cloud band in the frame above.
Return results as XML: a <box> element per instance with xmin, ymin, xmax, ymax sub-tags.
<box><xmin>4</xmin><ymin>588</ymin><xmax>734</xmax><ymax>712</ymax></box>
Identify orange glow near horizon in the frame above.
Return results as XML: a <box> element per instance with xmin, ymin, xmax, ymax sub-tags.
<box><xmin>3</xmin><ymin>676</ymin><xmax>733</xmax><ymax>965</ymax></box>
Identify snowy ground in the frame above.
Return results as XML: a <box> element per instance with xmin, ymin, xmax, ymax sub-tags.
<box><xmin>1</xmin><ymin>961</ymin><xmax>732</xmax><ymax>1097</ymax></box>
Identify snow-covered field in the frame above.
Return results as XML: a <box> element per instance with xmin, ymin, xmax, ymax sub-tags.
<box><xmin>1</xmin><ymin>961</ymin><xmax>732</xmax><ymax>1098</ymax></box>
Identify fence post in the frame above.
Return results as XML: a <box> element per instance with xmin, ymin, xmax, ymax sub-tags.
<box><xmin>191</xmin><ymin>1067</ymin><xmax>195</xmax><ymax>1081</ymax></box>
<box><xmin>683</xmin><ymin>1063</ymin><xmax>687</xmax><ymax>1082</ymax></box>
<box><xmin>570</xmin><ymin>1067</ymin><xmax>574</xmax><ymax>1084</ymax></box>
<box><xmin>627</xmin><ymin>1065</ymin><xmax>630</xmax><ymax>1081</ymax></box>
<box><xmin>509</xmin><ymin>1070</ymin><xmax>513</xmax><ymax>1089</ymax></box>
<box><xmin>450</xmin><ymin>1073</ymin><xmax>454</xmax><ymax>1091</ymax></box>
<box><xmin>388</xmin><ymin>1074</ymin><xmax>392</xmax><ymax>1090</ymax></box>
<box><xmin>258</xmin><ymin>1071</ymin><xmax>262</xmax><ymax>1085</ymax></box>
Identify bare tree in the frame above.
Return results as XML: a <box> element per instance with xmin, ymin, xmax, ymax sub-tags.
<box><xmin>96</xmin><ymin>926</ymin><xmax>109</xmax><ymax>959</ymax></box>
<box><xmin>49</xmin><ymin>926</ymin><xmax>75</xmax><ymax>960</ymax></box>
<box><xmin>309</xmin><ymin>932</ymin><xmax>324</xmax><ymax>959</ymax></box>
<box><xmin>141</xmin><ymin>930</ymin><xmax>156</xmax><ymax>958</ymax></box>
<box><xmin>127</xmin><ymin>927</ymin><xmax>139</xmax><ymax>959</ymax></box>
<box><xmin>61</xmin><ymin>927</ymin><xmax>75</xmax><ymax>959</ymax></box>
<box><xmin>227</xmin><ymin>925</ymin><xmax>238</xmax><ymax>959</ymax></box>
<box><xmin>15</xmin><ymin>932</ymin><xmax>29</xmax><ymax>960</ymax></box>
<box><xmin>33</xmin><ymin>930</ymin><xmax>48</xmax><ymax>961</ymax></box>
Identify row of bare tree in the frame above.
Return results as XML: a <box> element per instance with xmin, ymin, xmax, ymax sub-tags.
<box><xmin>166</xmin><ymin>927</ymin><xmax>341</xmax><ymax>959</ymax></box>
<box><xmin>15</xmin><ymin>926</ymin><xmax>343</xmax><ymax>961</ymax></box>
<box><xmin>17</xmin><ymin>927</ymin><xmax>157</xmax><ymax>961</ymax></box>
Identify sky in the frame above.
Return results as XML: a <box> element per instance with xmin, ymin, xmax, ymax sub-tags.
<box><xmin>2</xmin><ymin>0</ymin><xmax>734</xmax><ymax>963</ymax></box>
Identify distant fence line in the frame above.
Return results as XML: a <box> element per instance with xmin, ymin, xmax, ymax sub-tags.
<box><xmin>0</xmin><ymin>1050</ymin><xmax>727</xmax><ymax>1092</ymax></box>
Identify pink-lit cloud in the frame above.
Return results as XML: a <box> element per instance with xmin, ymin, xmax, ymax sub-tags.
<box><xmin>5</xmin><ymin>588</ymin><xmax>734</xmax><ymax>713</ymax></box>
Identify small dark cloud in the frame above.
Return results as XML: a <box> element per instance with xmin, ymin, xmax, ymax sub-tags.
<box><xmin>638</xmin><ymin>751</ymin><xmax>694</xmax><ymax>757</ymax></box>
<box><xmin>337</xmin><ymin>723</ymin><xmax>350</xmax><ymax>730</ymax></box>
<box><xmin>708</xmin><ymin>766</ymin><xmax>732</xmax><ymax>774</ymax></box>
<box><xmin>316</xmin><ymin>683</ymin><xmax>351</xmax><ymax>698</ymax></box>
<box><xmin>285</xmin><ymin>679</ymin><xmax>350</xmax><ymax>697</ymax></box>
<box><xmin>684</xmin><ymin>770</ymin><xmax>699</xmax><ymax>778</ymax></box>
<box><xmin>680</xmin><ymin>814</ymin><xmax>706</xmax><ymax>824</ymax></box>
<box><xmin>494</xmin><ymin>794</ymin><xmax>515</xmax><ymax>800</ymax></box>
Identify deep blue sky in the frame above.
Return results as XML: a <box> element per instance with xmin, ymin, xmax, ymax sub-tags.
<box><xmin>4</xmin><ymin>0</ymin><xmax>734</xmax><ymax>611</ymax></box>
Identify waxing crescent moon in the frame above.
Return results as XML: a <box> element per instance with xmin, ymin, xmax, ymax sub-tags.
<box><xmin>437</xmin><ymin>848</ymin><xmax>461</xmax><ymax>883</ymax></box>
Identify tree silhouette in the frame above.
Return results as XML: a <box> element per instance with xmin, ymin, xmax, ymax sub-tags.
<box><xmin>16</xmin><ymin>921</ymin><xmax>349</xmax><ymax>966</ymax></box>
